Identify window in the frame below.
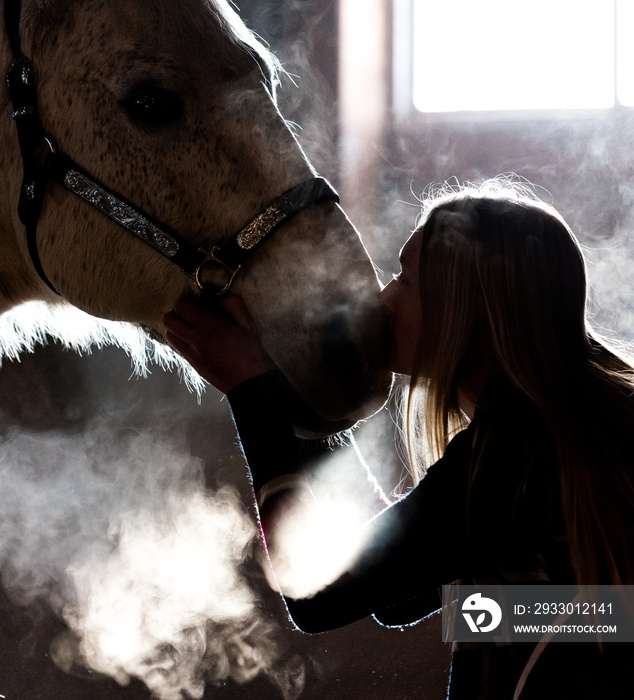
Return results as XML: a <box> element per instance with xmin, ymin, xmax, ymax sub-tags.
<box><xmin>405</xmin><ymin>0</ymin><xmax>634</xmax><ymax>115</ymax></box>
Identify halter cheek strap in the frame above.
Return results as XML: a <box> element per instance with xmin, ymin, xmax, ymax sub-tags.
<box><xmin>3</xmin><ymin>0</ymin><xmax>339</xmax><ymax>297</ymax></box>
<box><xmin>5</xmin><ymin>52</ymin><xmax>58</xmax><ymax>293</ymax></box>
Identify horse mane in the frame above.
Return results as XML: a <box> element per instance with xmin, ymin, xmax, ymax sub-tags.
<box><xmin>0</xmin><ymin>302</ymin><xmax>206</xmax><ymax>395</ymax></box>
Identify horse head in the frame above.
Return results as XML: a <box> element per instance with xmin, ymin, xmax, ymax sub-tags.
<box><xmin>0</xmin><ymin>0</ymin><xmax>392</xmax><ymax>433</ymax></box>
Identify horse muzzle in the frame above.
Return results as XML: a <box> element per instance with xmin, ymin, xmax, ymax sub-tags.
<box><xmin>273</xmin><ymin>300</ymin><xmax>393</xmax><ymax>432</ymax></box>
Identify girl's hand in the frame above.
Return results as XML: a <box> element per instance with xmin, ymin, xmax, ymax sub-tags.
<box><xmin>163</xmin><ymin>295</ymin><xmax>274</xmax><ymax>394</ymax></box>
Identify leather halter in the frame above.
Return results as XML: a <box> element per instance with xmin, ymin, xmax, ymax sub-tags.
<box><xmin>3</xmin><ymin>0</ymin><xmax>339</xmax><ymax>296</ymax></box>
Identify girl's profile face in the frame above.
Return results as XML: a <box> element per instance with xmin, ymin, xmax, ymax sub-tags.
<box><xmin>379</xmin><ymin>229</ymin><xmax>423</xmax><ymax>376</ymax></box>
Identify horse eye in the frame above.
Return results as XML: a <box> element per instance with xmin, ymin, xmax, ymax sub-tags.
<box><xmin>121</xmin><ymin>83</ymin><xmax>183</xmax><ymax>128</ymax></box>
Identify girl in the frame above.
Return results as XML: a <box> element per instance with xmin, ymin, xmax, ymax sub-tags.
<box><xmin>164</xmin><ymin>181</ymin><xmax>634</xmax><ymax>698</ymax></box>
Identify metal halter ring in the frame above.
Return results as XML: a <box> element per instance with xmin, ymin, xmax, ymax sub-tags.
<box><xmin>191</xmin><ymin>176</ymin><xmax>341</xmax><ymax>294</ymax></box>
<box><xmin>193</xmin><ymin>248</ymin><xmax>242</xmax><ymax>294</ymax></box>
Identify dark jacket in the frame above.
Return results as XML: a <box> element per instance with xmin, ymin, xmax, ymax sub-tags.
<box><xmin>228</xmin><ymin>372</ymin><xmax>634</xmax><ymax>699</ymax></box>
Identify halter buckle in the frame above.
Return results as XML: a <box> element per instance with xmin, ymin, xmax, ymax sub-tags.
<box><xmin>193</xmin><ymin>248</ymin><xmax>242</xmax><ymax>294</ymax></box>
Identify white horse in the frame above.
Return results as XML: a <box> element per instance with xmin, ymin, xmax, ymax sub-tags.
<box><xmin>0</xmin><ymin>0</ymin><xmax>392</xmax><ymax>431</ymax></box>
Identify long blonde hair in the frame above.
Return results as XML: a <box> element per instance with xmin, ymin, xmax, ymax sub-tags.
<box><xmin>407</xmin><ymin>180</ymin><xmax>634</xmax><ymax>585</ymax></box>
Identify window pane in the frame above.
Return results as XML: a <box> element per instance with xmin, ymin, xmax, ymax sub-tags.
<box><xmin>617</xmin><ymin>0</ymin><xmax>634</xmax><ymax>105</ymax></box>
<box><xmin>413</xmin><ymin>0</ymin><xmax>615</xmax><ymax>113</ymax></box>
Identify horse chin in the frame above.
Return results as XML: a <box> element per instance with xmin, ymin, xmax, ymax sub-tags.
<box><xmin>290</xmin><ymin>410</ymin><xmax>356</xmax><ymax>440</ymax></box>
<box><xmin>257</xmin><ymin>367</ymin><xmax>353</xmax><ymax>438</ymax></box>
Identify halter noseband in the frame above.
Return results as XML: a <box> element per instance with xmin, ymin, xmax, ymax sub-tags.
<box><xmin>3</xmin><ymin>0</ymin><xmax>339</xmax><ymax>296</ymax></box>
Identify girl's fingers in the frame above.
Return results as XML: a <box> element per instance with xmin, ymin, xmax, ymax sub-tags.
<box><xmin>165</xmin><ymin>331</ymin><xmax>197</xmax><ymax>362</ymax></box>
<box><xmin>164</xmin><ymin>294</ymin><xmax>273</xmax><ymax>392</ymax></box>
<box><xmin>163</xmin><ymin>310</ymin><xmax>197</xmax><ymax>338</ymax></box>
<box><xmin>169</xmin><ymin>295</ymin><xmax>252</xmax><ymax>335</ymax></box>
<box><xmin>171</xmin><ymin>295</ymin><xmax>233</xmax><ymax>328</ymax></box>
<box><xmin>217</xmin><ymin>295</ymin><xmax>257</xmax><ymax>332</ymax></box>
<box><xmin>164</xmin><ymin>304</ymin><xmax>232</xmax><ymax>340</ymax></box>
